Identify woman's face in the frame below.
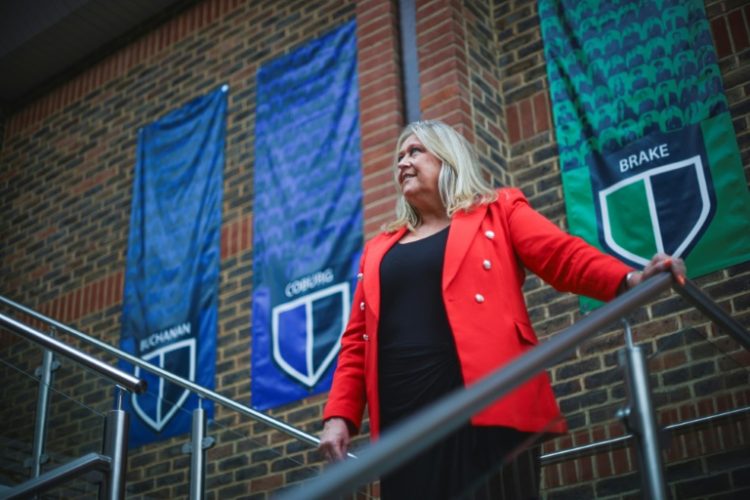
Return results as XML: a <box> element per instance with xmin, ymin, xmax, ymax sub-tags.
<box><xmin>396</xmin><ymin>134</ymin><xmax>442</xmax><ymax>207</ymax></box>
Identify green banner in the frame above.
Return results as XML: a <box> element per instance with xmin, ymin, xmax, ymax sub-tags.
<box><xmin>539</xmin><ymin>0</ymin><xmax>750</xmax><ymax>311</ymax></box>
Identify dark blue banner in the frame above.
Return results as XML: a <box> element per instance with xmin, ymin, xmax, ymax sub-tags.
<box><xmin>252</xmin><ymin>21</ymin><xmax>363</xmax><ymax>410</ymax></box>
<box><xmin>120</xmin><ymin>86</ymin><xmax>227</xmax><ymax>447</ymax></box>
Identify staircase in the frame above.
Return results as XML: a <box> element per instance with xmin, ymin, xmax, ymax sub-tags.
<box><xmin>1</xmin><ymin>273</ymin><xmax>748</xmax><ymax>499</ymax></box>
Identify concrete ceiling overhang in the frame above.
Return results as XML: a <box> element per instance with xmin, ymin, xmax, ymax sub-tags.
<box><xmin>0</xmin><ymin>0</ymin><xmax>195</xmax><ymax>114</ymax></box>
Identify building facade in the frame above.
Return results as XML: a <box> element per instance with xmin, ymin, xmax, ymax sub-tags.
<box><xmin>1</xmin><ymin>0</ymin><xmax>749</xmax><ymax>497</ymax></box>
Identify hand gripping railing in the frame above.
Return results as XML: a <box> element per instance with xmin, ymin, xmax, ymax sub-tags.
<box><xmin>0</xmin><ymin>312</ymin><xmax>147</xmax><ymax>499</ymax></box>
<box><xmin>280</xmin><ymin>272</ymin><xmax>750</xmax><ymax>500</ymax></box>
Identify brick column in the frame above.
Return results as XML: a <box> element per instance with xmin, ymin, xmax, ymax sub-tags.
<box><xmin>356</xmin><ymin>0</ymin><xmax>405</xmax><ymax>238</ymax></box>
<box><xmin>416</xmin><ymin>0</ymin><xmax>473</xmax><ymax>137</ymax></box>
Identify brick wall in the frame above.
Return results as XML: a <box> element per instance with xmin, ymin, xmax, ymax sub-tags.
<box><xmin>1</xmin><ymin>0</ymin><xmax>748</xmax><ymax>498</ymax></box>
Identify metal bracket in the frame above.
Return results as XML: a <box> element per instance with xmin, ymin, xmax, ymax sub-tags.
<box><xmin>615</xmin><ymin>406</ymin><xmax>632</xmax><ymax>426</ymax></box>
<box><xmin>181</xmin><ymin>437</ymin><xmax>215</xmax><ymax>454</ymax></box>
<box><xmin>23</xmin><ymin>454</ymin><xmax>49</xmax><ymax>468</ymax></box>
<box><xmin>34</xmin><ymin>360</ymin><xmax>60</xmax><ymax>378</ymax></box>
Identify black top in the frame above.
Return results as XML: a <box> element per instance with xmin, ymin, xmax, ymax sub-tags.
<box><xmin>375</xmin><ymin>226</ymin><xmax>537</xmax><ymax>499</ymax></box>
<box><xmin>377</xmin><ymin>226</ymin><xmax>463</xmax><ymax>429</ymax></box>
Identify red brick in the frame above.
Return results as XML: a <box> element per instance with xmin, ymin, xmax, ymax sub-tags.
<box><xmin>72</xmin><ymin>288</ymin><xmax>80</xmax><ymax>320</ymax></box>
<box><xmin>241</xmin><ymin>215</ymin><xmax>252</xmax><ymax>251</ymax></box>
<box><xmin>115</xmin><ymin>271</ymin><xmax>123</xmax><ymax>303</ymax></box>
<box><xmin>420</xmin><ymin>70</ymin><xmax>462</xmax><ymax>100</ymax></box>
<box><xmin>108</xmin><ymin>274</ymin><xmax>117</xmax><ymax>307</ymax></box>
<box><xmin>250</xmin><ymin>474</ymin><xmax>283</xmax><ymax>492</ymax></box>
<box><xmin>358</xmin><ymin>22</ymin><xmax>398</xmax><ymax>50</ymax></box>
<box><xmin>421</xmin><ymin>96</ymin><xmax>470</xmax><ymax>125</ymax></box>
<box><xmin>578</xmin><ymin>456</ymin><xmax>594</xmax><ymax>481</ymax></box>
<box><xmin>221</xmin><ymin>226</ymin><xmax>229</xmax><ymax>260</ymax></box>
<box><xmin>611</xmin><ymin>448</ymin><xmax>630</xmax><ymax>474</ymax></box>
<box><xmin>421</xmin><ymin>84</ymin><xmax>462</xmax><ymax>112</ymax></box>
<box><xmin>363</xmin><ymin>168</ymin><xmax>394</xmax><ymax>192</ymax></box>
<box><xmin>361</xmin><ymin>118</ymin><xmax>402</xmax><ymax>152</ymax></box>
<box><xmin>425</xmin><ymin>28</ymin><xmax>464</xmax><ymax>53</ymax></box>
<box><xmin>595</xmin><ymin>451</ymin><xmax>613</xmax><ymax>477</ymax></box>
<box><xmin>560</xmin><ymin>460</ymin><xmax>577</xmax><ymax>484</ymax></box>
<box><xmin>533</xmin><ymin>92</ymin><xmax>550</xmax><ymax>133</ymax></box>
<box><xmin>79</xmin><ymin>287</ymin><xmax>89</xmax><ymax>319</ymax></box>
<box><xmin>728</xmin><ymin>9</ymin><xmax>749</xmax><ymax>51</ymax></box>
<box><xmin>356</xmin><ymin>0</ymin><xmax>395</xmax><ymax>27</ymax></box>
<box><xmin>232</xmin><ymin>220</ymin><xmax>240</xmax><ymax>255</ymax></box>
<box><xmin>419</xmin><ymin>45</ymin><xmax>464</xmax><ymax>74</ymax></box>
<box><xmin>359</xmin><ymin>70</ymin><xmax>401</xmax><ymax>97</ymax></box>
<box><xmin>519</xmin><ymin>98</ymin><xmax>534</xmax><ymax>139</ymax></box>
<box><xmin>93</xmin><ymin>281</ymin><xmax>102</xmax><ymax>312</ymax></box>
<box><xmin>506</xmin><ymin>104</ymin><xmax>521</xmax><ymax>144</ymax></box>
<box><xmin>543</xmin><ymin>463</ymin><xmax>561</xmax><ymax>487</ymax></box>
<box><xmin>360</xmin><ymin>75</ymin><xmax>401</xmax><ymax>104</ymax></box>
<box><xmin>711</xmin><ymin>17</ymin><xmax>732</xmax><ymax>58</ymax></box>
<box><xmin>419</xmin><ymin>55</ymin><xmax>462</xmax><ymax>84</ymax></box>
<box><xmin>363</xmin><ymin>141</ymin><xmax>398</xmax><ymax>166</ymax></box>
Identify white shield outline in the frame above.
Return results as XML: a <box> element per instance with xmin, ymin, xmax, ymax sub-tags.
<box><xmin>598</xmin><ymin>155</ymin><xmax>711</xmax><ymax>266</ymax></box>
<box><xmin>271</xmin><ymin>282</ymin><xmax>350</xmax><ymax>388</ymax></box>
<box><xmin>132</xmin><ymin>338</ymin><xmax>195</xmax><ymax>432</ymax></box>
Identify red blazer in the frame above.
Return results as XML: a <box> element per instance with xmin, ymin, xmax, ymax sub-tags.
<box><xmin>323</xmin><ymin>188</ymin><xmax>632</xmax><ymax>439</ymax></box>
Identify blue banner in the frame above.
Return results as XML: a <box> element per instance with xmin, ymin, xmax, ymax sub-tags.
<box><xmin>252</xmin><ymin>21</ymin><xmax>363</xmax><ymax>410</ymax></box>
<box><xmin>120</xmin><ymin>86</ymin><xmax>227</xmax><ymax>447</ymax></box>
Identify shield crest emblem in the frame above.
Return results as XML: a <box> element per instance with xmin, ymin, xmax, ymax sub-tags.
<box><xmin>597</xmin><ymin>155</ymin><xmax>715</xmax><ymax>266</ymax></box>
<box><xmin>271</xmin><ymin>282</ymin><xmax>350</xmax><ymax>388</ymax></box>
<box><xmin>132</xmin><ymin>338</ymin><xmax>196</xmax><ymax>432</ymax></box>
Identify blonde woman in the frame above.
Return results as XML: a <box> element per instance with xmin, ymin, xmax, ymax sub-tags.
<box><xmin>320</xmin><ymin>120</ymin><xmax>684</xmax><ymax>499</ymax></box>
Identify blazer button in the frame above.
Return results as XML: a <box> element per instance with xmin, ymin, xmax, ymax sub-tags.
<box><xmin>360</xmin><ymin>301</ymin><xmax>365</xmax><ymax>311</ymax></box>
<box><xmin>363</xmin><ymin>334</ymin><xmax>369</xmax><ymax>341</ymax></box>
<box><xmin>482</xmin><ymin>259</ymin><xmax>491</xmax><ymax>270</ymax></box>
<box><xmin>357</xmin><ymin>272</ymin><xmax>363</xmax><ymax>280</ymax></box>
<box><xmin>484</xmin><ymin>230</ymin><xmax>495</xmax><ymax>239</ymax></box>
<box><xmin>475</xmin><ymin>294</ymin><xmax>485</xmax><ymax>303</ymax></box>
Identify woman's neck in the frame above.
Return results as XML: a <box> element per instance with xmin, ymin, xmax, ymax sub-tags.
<box><xmin>401</xmin><ymin>213</ymin><xmax>451</xmax><ymax>243</ymax></box>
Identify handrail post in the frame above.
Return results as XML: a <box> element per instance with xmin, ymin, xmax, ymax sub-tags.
<box><xmin>182</xmin><ymin>398</ymin><xmax>214</xmax><ymax>500</ymax></box>
<box><xmin>100</xmin><ymin>388</ymin><xmax>129</xmax><ymax>500</ymax></box>
<box><xmin>26</xmin><ymin>332</ymin><xmax>60</xmax><ymax>479</ymax></box>
<box><xmin>618</xmin><ymin>321</ymin><xmax>667</xmax><ymax>500</ymax></box>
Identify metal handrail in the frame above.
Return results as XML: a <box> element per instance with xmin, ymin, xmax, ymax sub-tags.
<box><xmin>1</xmin><ymin>452</ymin><xmax>111</xmax><ymax>500</ymax></box>
<box><xmin>541</xmin><ymin>405</ymin><xmax>750</xmax><ymax>463</ymax></box>
<box><xmin>0</xmin><ymin>312</ymin><xmax>145</xmax><ymax>394</ymax></box>
<box><xmin>674</xmin><ymin>279</ymin><xmax>750</xmax><ymax>350</ymax></box>
<box><xmin>280</xmin><ymin>272</ymin><xmax>750</xmax><ymax>499</ymax></box>
<box><xmin>0</xmin><ymin>295</ymin><xmax>323</xmax><ymax>449</ymax></box>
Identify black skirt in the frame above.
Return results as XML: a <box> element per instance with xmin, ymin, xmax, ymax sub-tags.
<box><xmin>378</xmin><ymin>344</ymin><xmax>539</xmax><ymax>500</ymax></box>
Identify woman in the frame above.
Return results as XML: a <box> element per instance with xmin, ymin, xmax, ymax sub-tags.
<box><xmin>319</xmin><ymin>120</ymin><xmax>685</xmax><ymax>499</ymax></box>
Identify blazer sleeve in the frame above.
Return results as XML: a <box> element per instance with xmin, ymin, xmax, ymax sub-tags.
<box><xmin>500</xmin><ymin>188</ymin><xmax>632</xmax><ymax>302</ymax></box>
<box><xmin>322</xmin><ymin>245</ymin><xmax>368</xmax><ymax>432</ymax></box>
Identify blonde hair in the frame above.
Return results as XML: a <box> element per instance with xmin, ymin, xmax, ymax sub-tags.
<box><xmin>386</xmin><ymin>120</ymin><xmax>498</xmax><ymax>232</ymax></box>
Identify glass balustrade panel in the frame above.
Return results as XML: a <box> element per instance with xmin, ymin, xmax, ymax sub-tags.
<box><xmin>648</xmin><ymin>309</ymin><xmax>750</xmax><ymax>499</ymax></box>
<box><xmin>0</xmin><ymin>333</ymin><xmax>109</xmax><ymax>498</ymax></box>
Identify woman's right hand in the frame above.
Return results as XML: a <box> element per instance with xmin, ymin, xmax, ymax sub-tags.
<box><xmin>318</xmin><ymin>417</ymin><xmax>351</xmax><ymax>462</ymax></box>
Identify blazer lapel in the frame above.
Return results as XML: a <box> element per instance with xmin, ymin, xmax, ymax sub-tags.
<box><xmin>363</xmin><ymin>227</ymin><xmax>407</xmax><ymax>319</ymax></box>
<box><xmin>443</xmin><ymin>204</ymin><xmax>488</xmax><ymax>289</ymax></box>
